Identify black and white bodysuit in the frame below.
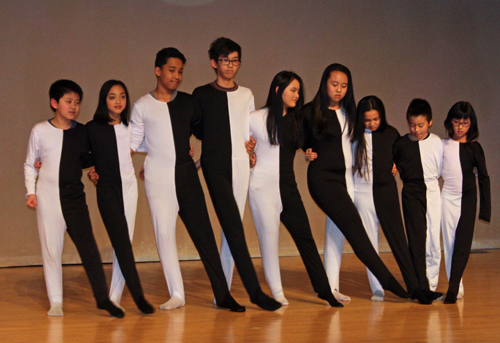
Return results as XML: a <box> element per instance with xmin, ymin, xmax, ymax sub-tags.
<box><xmin>86</xmin><ymin>120</ymin><xmax>144</xmax><ymax>305</ymax></box>
<box><xmin>393</xmin><ymin>133</ymin><xmax>442</xmax><ymax>291</ymax></box>
<box><xmin>353</xmin><ymin>125</ymin><xmax>421</xmax><ymax>298</ymax></box>
<box><xmin>193</xmin><ymin>83</ymin><xmax>268</xmax><ymax>298</ymax></box>
<box><xmin>24</xmin><ymin>120</ymin><xmax>109</xmax><ymax>307</ymax></box>
<box><xmin>130</xmin><ymin>91</ymin><xmax>236</xmax><ymax>306</ymax></box>
<box><xmin>248</xmin><ymin>108</ymin><xmax>333</xmax><ymax>301</ymax></box>
<box><xmin>303</xmin><ymin>104</ymin><xmax>407</xmax><ymax>297</ymax></box>
<box><xmin>441</xmin><ymin>138</ymin><xmax>490</xmax><ymax>299</ymax></box>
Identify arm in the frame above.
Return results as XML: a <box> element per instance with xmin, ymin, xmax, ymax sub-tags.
<box><xmin>24</xmin><ymin>127</ymin><xmax>40</xmax><ymax>200</ymax></box>
<box><xmin>130</xmin><ymin>102</ymin><xmax>145</xmax><ymax>152</ymax></box>
<box><xmin>190</xmin><ymin>98</ymin><xmax>203</xmax><ymax>141</ymax></box>
<box><xmin>474</xmin><ymin>143</ymin><xmax>491</xmax><ymax>222</ymax></box>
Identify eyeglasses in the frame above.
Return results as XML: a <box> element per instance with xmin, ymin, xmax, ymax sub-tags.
<box><xmin>218</xmin><ymin>58</ymin><xmax>241</xmax><ymax>66</ymax></box>
<box><xmin>451</xmin><ymin>119</ymin><xmax>471</xmax><ymax>128</ymax></box>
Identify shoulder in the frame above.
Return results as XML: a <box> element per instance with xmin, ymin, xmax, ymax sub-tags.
<box><xmin>469</xmin><ymin>140</ymin><xmax>485</xmax><ymax>154</ymax></box>
<box><xmin>250</xmin><ymin>108</ymin><xmax>267</xmax><ymax>121</ymax></box>
<box><xmin>236</xmin><ymin>85</ymin><xmax>253</xmax><ymax>97</ymax></box>
<box><xmin>428</xmin><ymin>133</ymin><xmax>442</xmax><ymax>143</ymax></box>
<box><xmin>174</xmin><ymin>91</ymin><xmax>195</xmax><ymax>103</ymax></box>
<box><xmin>133</xmin><ymin>93</ymin><xmax>154</xmax><ymax>106</ymax></box>
<box><xmin>32</xmin><ymin>120</ymin><xmax>50</xmax><ymax>131</ymax></box>
<box><xmin>192</xmin><ymin>84</ymin><xmax>212</xmax><ymax>96</ymax></box>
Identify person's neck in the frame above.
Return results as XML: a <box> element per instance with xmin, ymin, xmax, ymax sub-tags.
<box><xmin>109</xmin><ymin>113</ymin><xmax>121</xmax><ymax>125</ymax></box>
<box><xmin>52</xmin><ymin>115</ymin><xmax>73</xmax><ymax>130</ymax></box>
<box><xmin>153</xmin><ymin>85</ymin><xmax>175</xmax><ymax>102</ymax></box>
<box><xmin>328</xmin><ymin>102</ymin><xmax>341</xmax><ymax>110</ymax></box>
<box><xmin>216</xmin><ymin>76</ymin><xmax>236</xmax><ymax>89</ymax></box>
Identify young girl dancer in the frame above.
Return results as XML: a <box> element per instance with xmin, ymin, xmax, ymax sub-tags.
<box><xmin>303</xmin><ymin>64</ymin><xmax>408</xmax><ymax>300</ymax></box>
<box><xmin>86</xmin><ymin>80</ymin><xmax>154</xmax><ymax>314</ymax></box>
<box><xmin>351</xmin><ymin>96</ymin><xmax>431</xmax><ymax>304</ymax></box>
<box><xmin>441</xmin><ymin>101</ymin><xmax>490</xmax><ymax>304</ymax></box>
<box><xmin>248</xmin><ymin>71</ymin><xmax>341</xmax><ymax>307</ymax></box>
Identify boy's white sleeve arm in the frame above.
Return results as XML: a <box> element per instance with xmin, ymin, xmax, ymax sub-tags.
<box><xmin>249</xmin><ymin>94</ymin><xmax>256</xmax><ymax>112</ymax></box>
<box><xmin>130</xmin><ymin>103</ymin><xmax>145</xmax><ymax>152</ymax></box>
<box><xmin>24</xmin><ymin>128</ymin><xmax>40</xmax><ymax>198</ymax></box>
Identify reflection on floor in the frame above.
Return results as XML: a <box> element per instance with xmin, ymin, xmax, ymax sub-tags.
<box><xmin>1</xmin><ymin>250</ymin><xmax>499</xmax><ymax>342</ymax></box>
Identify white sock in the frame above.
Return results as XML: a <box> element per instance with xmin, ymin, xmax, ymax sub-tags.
<box><xmin>371</xmin><ymin>295</ymin><xmax>384</xmax><ymax>302</ymax></box>
<box><xmin>48</xmin><ymin>302</ymin><xmax>63</xmax><ymax>317</ymax></box>
<box><xmin>273</xmin><ymin>291</ymin><xmax>289</xmax><ymax>306</ymax></box>
<box><xmin>159</xmin><ymin>295</ymin><xmax>185</xmax><ymax>310</ymax></box>
<box><xmin>333</xmin><ymin>290</ymin><xmax>351</xmax><ymax>302</ymax></box>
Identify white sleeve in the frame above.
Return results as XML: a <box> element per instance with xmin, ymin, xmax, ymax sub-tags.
<box><xmin>249</xmin><ymin>94</ymin><xmax>256</xmax><ymax>112</ymax></box>
<box><xmin>438</xmin><ymin>138</ymin><xmax>444</xmax><ymax>178</ymax></box>
<box><xmin>24</xmin><ymin>127</ymin><xmax>40</xmax><ymax>198</ymax></box>
<box><xmin>136</xmin><ymin>138</ymin><xmax>147</xmax><ymax>153</ymax></box>
<box><xmin>130</xmin><ymin>102</ymin><xmax>145</xmax><ymax>152</ymax></box>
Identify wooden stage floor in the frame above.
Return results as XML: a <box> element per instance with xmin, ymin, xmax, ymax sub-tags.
<box><xmin>1</xmin><ymin>250</ymin><xmax>499</xmax><ymax>342</ymax></box>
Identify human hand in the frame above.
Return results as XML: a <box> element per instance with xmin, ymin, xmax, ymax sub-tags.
<box><xmin>34</xmin><ymin>159</ymin><xmax>42</xmax><ymax>172</ymax></box>
<box><xmin>88</xmin><ymin>167</ymin><xmax>99</xmax><ymax>186</ymax></box>
<box><xmin>305</xmin><ymin>148</ymin><xmax>318</xmax><ymax>161</ymax></box>
<box><xmin>139</xmin><ymin>166</ymin><xmax>145</xmax><ymax>180</ymax></box>
<box><xmin>245</xmin><ymin>136</ymin><xmax>256</xmax><ymax>154</ymax></box>
<box><xmin>27</xmin><ymin>194</ymin><xmax>37</xmax><ymax>209</ymax></box>
<box><xmin>392</xmin><ymin>163</ymin><xmax>397</xmax><ymax>176</ymax></box>
<box><xmin>189</xmin><ymin>145</ymin><xmax>194</xmax><ymax>157</ymax></box>
<box><xmin>250</xmin><ymin>152</ymin><xmax>257</xmax><ymax>168</ymax></box>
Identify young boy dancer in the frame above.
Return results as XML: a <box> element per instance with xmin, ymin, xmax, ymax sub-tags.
<box><xmin>192</xmin><ymin>37</ymin><xmax>281</xmax><ymax>311</ymax></box>
<box><xmin>393</xmin><ymin>98</ymin><xmax>443</xmax><ymax>299</ymax></box>
<box><xmin>129</xmin><ymin>48</ymin><xmax>244</xmax><ymax>312</ymax></box>
<box><xmin>24</xmin><ymin>80</ymin><xmax>124</xmax><ymax>318</ymax></box>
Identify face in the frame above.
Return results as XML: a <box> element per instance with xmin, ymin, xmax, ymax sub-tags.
<box><xmin>408</xmin><ymin>115</ymin><xmax>432</xmax><ymax>141</ymax></box>
<box><xmin>281</xmin><ymin>79</ymin><xmax>301</xmax><ymax>112</ymax></box>
<box><xmin>326</xmin><ymin>71</ymin><xmax>348</xmax><ymax>109</ymax></box>
<box><xmin>51</xmin><ymin>92</ymin><xmax>81</xmax><ymax>121</ymax></box>
<box><xmin>451</xmin><ymin>118</ymin><xmax>471</xmax><ymax>142</ymax></box>
<box><xmin>211</xmin><ymin>51</ymin><xmax>240</xmax><ymax>82</ymax></box>
<box><xmin>156</xmin><ymin>57</ymin><xmax>184</xmax><ymax>92</ymax></box>
<box><xmin>364</xmin><ymin>109</ymin><xmax>381</xmax><ymax>131</ymax></box>
<box><xmin>107</xmin><ymin>85</ymin><xmax>126</xmax><ymax>118</ymax></box>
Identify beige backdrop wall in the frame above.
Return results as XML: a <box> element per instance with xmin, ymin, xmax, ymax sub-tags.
<box><xmin>0</xmin><ymin>0</ymin><xmax>498</xmax><ymax>267</ymax></box>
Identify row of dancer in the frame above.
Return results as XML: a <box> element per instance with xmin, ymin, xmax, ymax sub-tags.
<box><xmin>24</xmin><ymin>37</ymin><xmax>489</xmax><ymax>318</ymax></box>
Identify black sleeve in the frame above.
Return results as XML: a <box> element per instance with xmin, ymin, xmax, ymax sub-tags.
<box><xmin>473</xmin><ymin>142</ymin><xmax>491</xmax><ymax>222</ymax></box>
<box><xmin>81</xmin><ymin>124</ymin><xmax>94</xmax><ymax>169</ymax></box>
<box><xmin>301</xmin><ymin>103</ymin><xmax>313</xmax><ymax>152</ymax></box>
<box><xmin>190</xmin><ymin>97</ymin><xmax>203</xmax><ymax>140</ymax></box>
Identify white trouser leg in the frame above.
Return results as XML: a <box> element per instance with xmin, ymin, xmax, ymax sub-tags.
<box><xmin>249</xmin><ymin>173</ymin><xmax>282</xmax><ymax>296</ymax></box>
<box><xmin>36</xmin><ymin>185</ymin><xmax>67</xmax><ymax>306</ymax></box>
<box><xmin>441</xmin><ymin>191</ymin><xmax>464</xmax><ymax>296</ymax></box>
<box><xmin>354</xmin><ymin>181</ymin><xmax>384</xmax><ymax>296</ymax></box>
<box><xmin>109</xmin><ymin>180</ymin><xmax>139</xmax><ymax>304</ymax></box>
<box><xmin>145</xmin><ymin>172</ymin><xmax>183</xmax><ymax>301</ymax></box>
<box><xmin>218</xmin><ymin>158</ymin><xmax>250</xmax><ymax>289</ymax></box>
<box><xmin>324</xmin><ymin>217</ymin><xmax>345</xmax><ymax>292</ymax></box>
<box><xmin>426</xmin><ymin>188</ymin><xmax>442</xmax><ymax>291</ymax></box>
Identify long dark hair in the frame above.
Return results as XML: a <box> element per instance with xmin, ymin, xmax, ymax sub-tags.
<box><xmin>352</xmin><ymin>96</ymin><xmax>387</xmax><ymax>179</ymax></box>
<box><xmin>93</xmin><ymin>80</ymin><xmax>131</xmax><ymax>125</ymax></box>
<box><xmin>264</xmin><ymin>71</ymin><xmax>304</xmax><ymax>147</ymax></box>
<box><xmin>311</xmin><ymin>63</ymin><xmax>356</xmax><ymax>139</ymax></box>
<box><xmin>444</xmin><ymin>101</ymin><xmax>479</xmax><ymax>142</ymax></box>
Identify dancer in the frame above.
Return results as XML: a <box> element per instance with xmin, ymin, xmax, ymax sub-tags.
<box><xmin>129</xmin><ymin>47</ymin><xmax>244</xmax><ymax>312</ymax></box>
<box><xmin>441</xmin><ymin>101</ymin><xmax>490</xmax><ymax>304</ymax></box>
<box><xmin>24</xmin><ymin>80</ymin><xmax>124</xmax><ymax>318</ymax></box>
<box><xmin>351</xmin><ymin>95</ymin><xmax>431</xmax><ymax>304</ymax></box>
<box><xmin>86</xmin><ymin>80</ymin><xmax>154</xmax><ymax>314</ymax></box>
<box><xmin>248</xmin><ymin>71</ymin><xmax>342</xmax><ymax>307</ymax></box>
<box><xmin>193</xmin><ymin>37</ymin><xmax>281</xmax><ymax>311</ymax></box>
<box><xmin>303</xmin><ymin>64</ymin><xmax>409</xmax><ymax>300</ymax></box>
<box><xmin>393</xmin><ymin>98</ymin><xmax>443</xmax><ymax>299</ymax></box>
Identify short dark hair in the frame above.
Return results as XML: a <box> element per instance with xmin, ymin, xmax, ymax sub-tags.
<box><xmin>49</xmin><ymin>79</ymin><xmax>83</xmax><ymax>112</ymax></box>
<box><xmin>444</xmin><ymin>101</ymin><xmax>479</xmax><ymax>141</ymax></box>
<box><xmin>155</xmin><ymin>47</ymin><xmax>186</xmax><ymax>69</ymax></box>
<box><xmin>406</xmin><ymin>98</ymin><xmax>432</xmax><ymax>122</ymax></box>
<box><xmin>93</xmin><ymin>80</ymin><xmax>131</xmax><ymax>126</ymax></box>
<box><xmin>208</xmin><ymin>37</ymin><xmax>241</xmax><ymax>61</ymax></box>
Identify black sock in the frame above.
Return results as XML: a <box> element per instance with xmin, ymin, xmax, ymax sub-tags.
<box><xmin>135</xmin><ymin>295</ymin><xmax>155</xmax><ymax>314</ymax></box>
<box><xmin>251</xmin><ymin>289</ymin><xmax>282</xmax><ymax>311</ymax></box>
<box><xmin>98</xmin><ymin>299</ymin><xmax>125</xmax><ymax>318</ymax></box>
<box><xmin>318</xmin><ymin>290</ymin><xmax>343</xmax><ymax>308</ymax></box>
<box><xmin>411</xmin><ymin>288</ymin><xmax>432</xmax><ymax>305</ymax></box>
<box><xmin>443</xmin><ymin>291</ymin><xmax>457</xmax><ymax>304</ymax></box>
<box><xmin>386</xmin><ymin>277</ymin><xmax>410</xmax><ymax>299</ymax></box>
<box><xmin>423</xmin><ymin>289</ymin><xmax>443</xmax><ymax>301</ymax></box>
<box><xmin>216</xmin><ymin>293</ymin><xmax>246</xmax><ymax>312</ymax></box>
